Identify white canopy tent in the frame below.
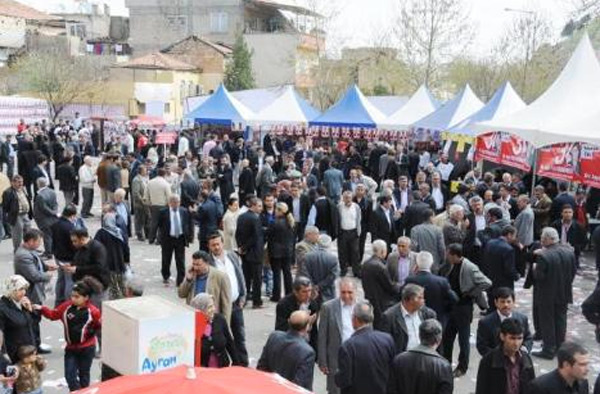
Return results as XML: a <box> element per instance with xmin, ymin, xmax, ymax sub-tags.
<box><xmin>474</xmin><ymin>34</ymin><xmax>600</xmax><ymax>147</ymax></box>
<box><xmin>252</xmin><ymin>85</ymin><xmax>320</xmax><ymax>126</ymax></box>
<box><xmin>380</xmin><ymin>85</ymin><xmax>439</xmax><ymax>130</ymax></box>
<box><xmin>412</xmin><ymin>84</ymin><xmax>484</xmax><ymax>132</ymax></box>
<box><xmin>448</xmin><ymin>81</ymin><xmax>526</xmax><ymax>136</ymax></box>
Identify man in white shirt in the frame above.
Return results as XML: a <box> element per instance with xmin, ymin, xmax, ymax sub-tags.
<box><xmin>431</xmin><ymin>172</ymin><xmax>446</xmax><ymax>213</ymax></box>
<box><xmin>318</xmin><ymin>278</ymin><xmax>357</xmax><ymax>394</ymax></box>
<box><xmin>78</xmin><ymin>156</ymin><xmax>96</xmax><ymax>218</ymax></box>
<box><xmin>436</xmin><ymin>153</ymin><xmax>454</xmax><ymax>182</ymax></box>
<box><xmin>337</xmin><ymin>191</ymin><xmax>361</xmax><ymax>277</ymax></box>
<box><xmin>381</xmin><ymin>284</ymin><xmax>437</xmax><ymax>354</ymax></box>
<box><xmin>208</xmin><ymin>232</ymin><xmax>249</xmax><ymax>366</ymax></box>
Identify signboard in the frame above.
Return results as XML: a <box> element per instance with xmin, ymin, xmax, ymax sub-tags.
<box><xmin>474</xmin><ymin>131</ymin><xmax>533</xmax><ymax>172</ymax></box>
<box><xmin>577</xmin><ymin>144</ymin><xmax>600</xmax><ymax>188</ymax></box>
<box><xmin>155</xmin><ymin>131</ymin><xmax>178</xmax><ymax>144</ymax></box>
<box><xmin>536</xmin><ymin>142</ymin><xmax>578</xmax><ymax>182</ymax></box>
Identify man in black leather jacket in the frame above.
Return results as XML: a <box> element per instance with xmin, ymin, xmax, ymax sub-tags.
<box><xmin>389</xmin><ymin>319</ymin><xmax>453</xmax><ymax>394</ymax></box>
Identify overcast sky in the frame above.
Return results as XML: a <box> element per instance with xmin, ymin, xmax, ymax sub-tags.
<box><xmin>20</xmin><ymin>0</ymin><xmax>576</xmax><ymax>56</ymax></box>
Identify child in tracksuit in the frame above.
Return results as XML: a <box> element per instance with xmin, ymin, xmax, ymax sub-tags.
<box><xmin>34</xmin><ymin>277</ymin><xmax>102</xmax><ymax>392</ymax></box>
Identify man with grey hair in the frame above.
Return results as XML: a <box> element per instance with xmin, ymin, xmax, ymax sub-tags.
<box><xmin>33</xmin><ymin>177</ymin><xmax>58</xmax><ymax>257</ymax></box>
<box><xmin>300</xmin><ymin>234</ymin><xmax>340</xmax><ymax>302</ymax></box>
<box><xmin>335</xmin><ymin>301</ymin><xmax>395</xmax><ymax>394</ymax></box>
<box><xmin>531</xmin><ymin>226</ymin><xmax>577</xmax><ymax>360</ymax></box>
<box><xmin>337</xmin><ymin>190</ymin><xmax>361</xmax><ymax>277</ymax></box>
<box><xmin>362</xmin><ymin>239</ymin><xmax>401</xmax><ymax>329</ymax></box>
<box><xmin>442</xmin><ymin>204</ymin><xmax>468</xmax><ymax>246</ymax></box>
<box><xmin>256</xmin><ymin>155</ymin><xmax>274</xmax><ymax>198</ymax></box>
<box><xmin>318</xmin><ymin>278</ymin><xmax>357</xmax><ymax>394</ymax></box>
<box><xmin>465</xmin><ymin>195</ymin><xmax>486</xmax><ymax>264</ymax></box>
<box><xmin>386</xmin><ymin>236</ymin><xmax>417</xmax><ymax>286</ymax></box>
<box><xmin>406</xmin><ymin>252</ymin><xmax>457</xmax><ymax>328</ymax></box>
<box><xmin>295</xmin><ymin>225</ymin><xmax>319</xmax><ymax>272</ymax></box>
<box><xmin>389</xmin><ymin>319</ymin><xmax>453</xmax><ymax>394</ymax></box>
<box><xmin>411</xmin><ymin>209</ymin><xmax>446</xmax><ymax>272</ymax></box>
<box><xmin>78</xmin><ymin>155</ymin><xmax>96</xmax><ymax>218</ymax></box>
<box><xmin>381</xmin><ymin>284</ymin><xmax>437</xmax><ymax>354</ymax></box>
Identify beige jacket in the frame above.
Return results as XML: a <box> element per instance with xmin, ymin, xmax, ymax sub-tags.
<box><xmin>144</xmin><ymin>176</ymin><xmax>171</xmax><ymax>206</ymax></box>
<box><xmin>178</xmin><ymin>267</ymin><xmax>232</xmax><ymax>325</ymax></box>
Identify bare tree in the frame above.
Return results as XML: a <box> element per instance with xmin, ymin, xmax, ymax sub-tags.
<box><xmin>395</xmin><ymin>0</ymin><xmax>474</xmax><ymax>90</ymax></box>
<box><xmin>499</xmin><ymin>10</ymin><xmax>553</xmax><ymax>100</ymax></box>
<box><xmin>13</xmin><ymin>50</ymin><xmax>110</xmax><ymax>121</ymax></box>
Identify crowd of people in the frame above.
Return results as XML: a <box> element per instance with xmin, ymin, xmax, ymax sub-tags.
<box><xmin>0</xmin><ymin>117</ymin><xmax>599</xmax><ymax>393</ymax></box>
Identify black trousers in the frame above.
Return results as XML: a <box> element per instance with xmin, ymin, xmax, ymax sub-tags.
<box><xmin>81</xmin><ymin>187</ymin><xmax>94</xmax><ymax>216</ymax></box>
<box><xmin>231</xmin><ymin>302</ymin><xmax>249</xmax><ymax>366</ymax></box>
<box><xmin>161</xmin><ymin>236</ymin><xmax>186</xmax><ymax>285</ymax></box>
<box><xmin>359</xmin><ymin>228</ymin><xmax>368</xmax><ymax>263</ymax></box>
<box><xmin>442</xmin><ymin>303</ymin><xmax>473</xmax><ymax>372</ymax></box>
<box><xmin>242</xmin><ymin>260</ymin><xmax>262</xmax><ymax>306</ymax></box>
<box><xmin>148</xmin><ymin>205</ymin><xmax>163</xmax><ymax>244</ymax></box>
<box><xmin>338</xmin><ymin>229</ymin><xmax>360</xmax><ymax>277</ymax></box>
<box><xmin>32</xmin><ymin>312</ymin><xmax>41</xmax><ymax>348</ymax></box>
<box><xmin>270</xmin><ymin>256</ymin><xmax>292</xmax><ymax>301</ymax></box>
<box><xmin>538</xmin><ymin>302</ymin><xmax>567</xmax><ymax>354</ymax></box>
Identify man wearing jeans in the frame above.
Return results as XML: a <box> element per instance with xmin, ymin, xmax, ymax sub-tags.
<box><xmin>208</xmin><ymin>232</ymin><xmax>249</xmax><ymax>366</ymax></box>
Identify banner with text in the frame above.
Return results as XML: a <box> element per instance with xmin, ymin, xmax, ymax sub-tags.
<box><xmin>475</xmin><ymin>131</ymin><xmax>533</xmax><ymax>172</ymax></box>
<box><xmin>578</xmin><ymin>144</ymin><xmax>600</xmax><ymax>188</ymax></box>
<box><xmin>536</xmin><ymin>142</ymin><xmax>578</xmax><ymax>182</ymax></box>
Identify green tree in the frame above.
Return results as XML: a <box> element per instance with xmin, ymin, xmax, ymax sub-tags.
<box><xmin>224</xmin><ymin>36</ymin><xmax>255</xmax><ymax>91</ymax></box>
<box><xmin>372</xmin><ymin>84</ymin><xmax>391</xmax><ymax>96</ymax></box>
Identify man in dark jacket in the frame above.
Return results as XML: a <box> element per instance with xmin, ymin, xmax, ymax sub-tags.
<box><xmin>335</xmin><ymin>301</ymin><xmax>395</xmax><ymax>394</ymax></box>
<box><xmin>66</xmin><ymin>228</ymin><xmax>109</xmax><ymax>309</ymax></box>
<box><xmin>195</xmin><ymin>189</ymin><xmax>221</xmax><ymax>252</ymax></box>
<box><xmin>257</xmin><ymin>311</ymin><xmax>315</xmax><ymax>390</ymax></box>
<box><xmin>549</xmin><ymin>182</ymin><xmax>576</xmax><ymax>222</ymax></box>
<box><xmin>389</xmin><ymin>319</ymin><xmax>453</xmax><ymax>394</ymax></box>
<box><xmin>235</xmin><ymin>197</ymin><xmax>265</xmax><ymax>308</ymax></box>
<box><xmin>405</xmin><ymin>251</ymin><xmax>457</xmax><ymax>328</ymax></box>
<box><xmin>307</xmin><ymin>186</ymin><xmax>339</xmax><ymax>240</ymax></box>
<box><xmin>475</xmin><ymin>318</ymin><xmax>535</xmax><ymax>394</ymax></box>
<box><xmin>158</xmin><ymin>194</ymin><xmax>194</xmax><ymax>286</ymax></box>
<box><xmin>532</xmin><ymin>227</ymin><xmax>577</xmax><ymax>359</ymax></box>
<box><xmin>299</xmin><ymin>235</ymin><xmax>339</xmax><ymax>302</ymax></box>
<box><xmin>55</xmin><ymin>155</ymin><xmax>78</xmax><ymax>206</ymax></box>
<box><xmin>275</xmin><ymin>276</ymin><xmax>320</xmax><ymax>352</ymax></box>
<box><xmin>3</xmin><ymin>175</ymin><xmax>32</xmax><ymax>253</ymax></box>
<box><xmin>370</xmin><ymin>195</ymin><xmax>396</xmax><ymax>251</ymax></box>
<box><xmin>476</xmin><ymin>287</ymin><xmax>532</xmax><ymax>357</ymax></box>
<box><xmin>481</xmin><ymin>226</ymin><xmax>520</xmax><ymax>304</ymax></box>
<box><xmin>551</xmin><ymin>204</ymin><xmax>587</xmax><ymax>266</ymax></box>
<box><xmin>381</xmin><ymin>284</ymin><xmax>437</xmax><ymax>355</ymax></box>
<box><xmin>527</xmin><ymin>342</ymin><xmax>589</xmax><ymax>394</ymax></box>
<box><xmin>361</xmin><ymin>240</ymin><xmax>401</xmax><ymax>329</ymax></box>
<box><xmin>237</xmin><ymin>159</ymin><xmax>255</xmax><ymax>206</ymax></box>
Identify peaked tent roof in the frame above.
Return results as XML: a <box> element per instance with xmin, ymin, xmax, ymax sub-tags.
<box><xmin>185</xmin><ymin>84</ymin><xmax>254</xmax><ymax>125</ymax></box>
<box><xmin>253</xmin><ymin>85</ymin><xmax>320</xmax><ymax>125</ymax></box>
<box><xmin>475</xmin><ymin>34</ymin><xmax>600</xmax><ymax>146</ymax></box>
<box><xmin>381</xmin><ymin>85</ymin><xmax>439</xmax><ymax>129</ymax></box>
<box><xmin>367</xmin><ymin>96</ymin><xmax>409</xmax><ymax>116</ymax></box>
<box><xmin>448</xmin><ymin>81</ymin><xmax>526</xmax><ymax>136</ymax></box>
<box><xmin>310</xmin><ymin>85</ymin><xmax>387</xmax><ymax>128</ymax></box>
<box><xmin>412</xmin><ymin>84</ymin><xmax>484</xmax><ymax>131</ymax></box>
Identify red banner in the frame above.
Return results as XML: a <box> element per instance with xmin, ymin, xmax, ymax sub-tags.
<box><xmin>474</xmin><ymin>132</ymin><xmax>501</xmax><ymax>163</ymax></box>
<box><xmin>500</xmin><ymin>133</ymin><xmax>533</xmax><ymax>171</ymax></box>
<box><xmin>578</xmin><ymin>144</ymin><xmax>600</xmax><ymax>188</ymax></box>
<box><xmin>536</xmin><ymin>143</ymin><xmax>578</xmax><ymax>182</ymax></box>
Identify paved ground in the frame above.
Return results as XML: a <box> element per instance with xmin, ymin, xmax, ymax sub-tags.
<box><xmin>4</xmin><ymin>187</ymin><xmax>600</xmax><ymax>393</ymax></box>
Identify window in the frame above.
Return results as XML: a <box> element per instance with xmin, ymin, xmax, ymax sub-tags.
<box><xmin>210</xmin><ymin>12</ymin><xmax>228</xmax><ymax>33</ymax></box>
<box><xmin>164</xmin><ymin>103</ymin><xmax>171</xmax><ymax>113</ymax></box>
<box><xmin>138</xmin><ymin>102</ymin><xmax>146</xmax><ymax>115</ymax></box>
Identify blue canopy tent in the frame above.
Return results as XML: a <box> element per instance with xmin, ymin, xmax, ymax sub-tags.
<box><xmin>184</xmin><ymin>84</ymin><xmax>254</xmax><ymax>126</ymax></box>
<box><xmin>448</xmin><ymin>81</ymin><xmax>526</xmax><ymax>136</ymax></box>
<box><xmin>310</xmin><ymin>84</ymin><xmax>386</xmax><ymax>128</ymax></box>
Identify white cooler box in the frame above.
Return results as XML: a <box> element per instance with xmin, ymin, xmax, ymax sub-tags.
<box><xmin>102</xmin><ymin>295</ymin><xmax>195</xmax><ymax>375</ymax></box>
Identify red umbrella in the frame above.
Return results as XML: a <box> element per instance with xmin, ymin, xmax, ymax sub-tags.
<box><xmin>75</xmin><ymin>365</ymin><xmax>312</xmax><ymax>394</ymax></box>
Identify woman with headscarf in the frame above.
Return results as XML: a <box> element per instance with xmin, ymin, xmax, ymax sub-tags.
<box><xmin>0</xmin><ymin>275</ymin><xmax>36</xmax><ymax>363</ymax></box>
<box><xmin>94</xmin><ymin>211</ymin><xmax>129</xmax><ymax>300</ymax></box>
<box><xmin>191</xmin><ymin>293</ymin><xmax>239</xmax><ymax>368</ymax></box>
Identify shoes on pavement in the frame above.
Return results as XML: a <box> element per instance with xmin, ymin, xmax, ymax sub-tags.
<box><xmin>531</xmin><ymin>351</ymin><xmax>554</xmax><ymax>360</ymax></box>
<box><xmin>162</xmin><ymin>279</ymin><xmax>171</xmax><ymax>287</ymax></box>
<box><xmin>252</xmin><ymin>304</ymin><xmax>264</xmax><ymax>310</ymax></box>
<box><xmin>452</xmin><ymin>368</ymin><xmax>466</xmax><ymax>378</ymax></box>
<box><xmin>37</xmin><ymin>347</ymin><xmax>52</xmax><ymax>355</ymax></box>
<box><xmin>532</xmin><ymin>333</ymin><xmax>542</xmax><ymax>341</ymax></box>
